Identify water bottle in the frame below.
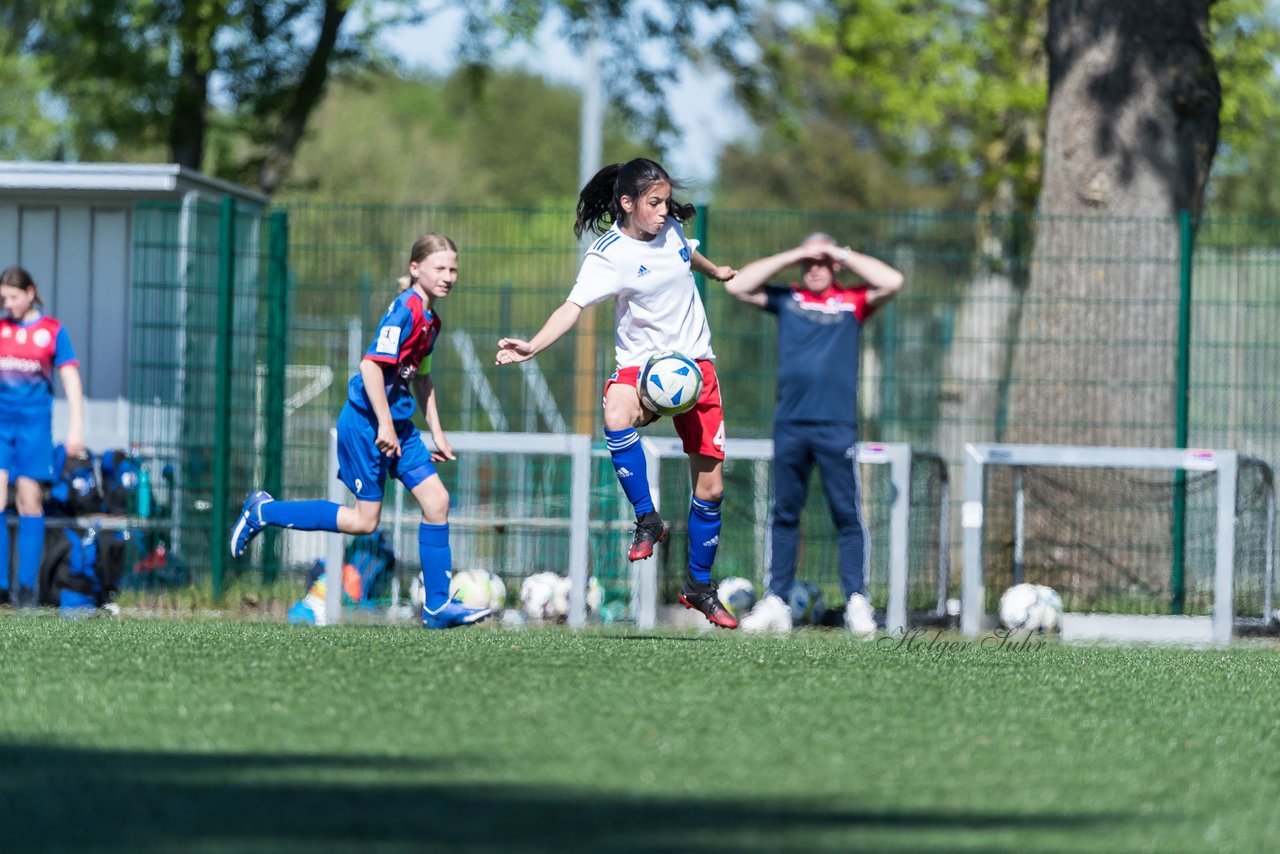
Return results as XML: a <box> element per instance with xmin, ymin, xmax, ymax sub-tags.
<box><xmin>138</xmin><ymin>468</ymin><xmax>152</xmax><ymax>518</ymax></box>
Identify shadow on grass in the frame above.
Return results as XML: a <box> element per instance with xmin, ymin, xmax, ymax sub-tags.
<box><xmin>0</xmin><ymin>742</ymin><xmax>1129</xmax><ymax>853</ymax></box>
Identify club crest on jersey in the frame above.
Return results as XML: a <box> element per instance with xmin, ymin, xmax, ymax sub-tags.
<box><xmin>376</xmin><ymin>325</ymin><xmax>401</xmax><ymax>355</ymax></box>
<box><xmin>33</xmin><ymin>328</ymin><xmax>51</xmax><ymax>348</ymax></box>
<box><xmin>679</xmin><ymin>247</ymin><xmax>690</xmax><ymax>262</ymax></box>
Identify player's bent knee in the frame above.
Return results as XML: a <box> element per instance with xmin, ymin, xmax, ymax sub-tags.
<box><xmin>350</xmin><ymin>516</ymin><xmax>380</xmax><ymax>536</ymax></box>
<box><xmin>694</xmin><ymin>487</ymin><xmax>723</xmax><ymax>505</ymax></box>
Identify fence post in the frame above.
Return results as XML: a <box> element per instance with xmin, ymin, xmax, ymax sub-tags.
<box><xmin>261</xmin><ymin>209</ymin><xmax>289</xmax><ymax>584</ymax></box>
<box><xmin>1171</xmin><ymin>209</ymin><xmax>1194</xmax><ymax>615</ymax></box>
<box><xmin>694</xmin><ymin>204</ymin><xmax>708</xmax><ymax>299</ymax></box>
<box><xmin>211</xmin><ymin>196</ymin><xmax>237</xmax><ymax>601</ymax></box>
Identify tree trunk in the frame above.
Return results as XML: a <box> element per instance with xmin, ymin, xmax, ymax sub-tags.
<box><xmin>1008</xmin><ymin>0</ymin><xmax>1220</xmax><ymax>447</ymax></box>
<box><xmin>255</xmin><ymin>0</ymin><xmax>348</xmax><ymax>196</ymax></box>
<box><xmin>169</xmin><ymin>41</ymin><xmax>209</xmax><ymax>172</ymax></box>
<box><xmin>999</xmin><ymin>0</ymin><xmax>1220</xmax><ymax>607</ymax></box>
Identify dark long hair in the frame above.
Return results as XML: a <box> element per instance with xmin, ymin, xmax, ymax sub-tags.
<box><xmin>573</xmin><ymin>158</ymin><xmax>697</xmax><ymax>238</ymax></box>
<box><xmin>0</xmin><ymin>266</ymin><xmax>43</xmax><ymax>307</ymax></box>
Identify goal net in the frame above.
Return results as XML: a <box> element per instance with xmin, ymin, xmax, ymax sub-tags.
<box><xmin>961</xmin><ymin>443</ymin><xmax>1275</xmax><ymax>643</ymax></box>
<box><xmin>643</xmin><ymin>437</ymin><xmax>949</xmax><ymax>631</ymax></box>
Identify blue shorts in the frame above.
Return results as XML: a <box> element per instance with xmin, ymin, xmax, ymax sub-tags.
<box><xmin>336</xmin><ymin>403</ymin><xmax>436</xmax><ymax>502</ymax></box>
<box><xmin>0</xmin><ymin>416</ymin><xmax>54</xmax><ymax>482</ymax></box>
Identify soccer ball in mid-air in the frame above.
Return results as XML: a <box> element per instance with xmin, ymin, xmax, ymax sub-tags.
<box><xmin>717</xmin><ymin>576</ymin><xmax>757</xmax><ymax>619</ymax></box>
<box><xmin>999</xmin><ymin>583</ymin><xmax>1063</xmax><ymax>632</ymax></box>
<box><xmin>639</xmin><ymin>351</ymin><xmax>703</xmax><ymax>416</ymax></box>
<box><xmin>787</xmin><ymin>580</ymin><xmax>826</xmax><ymax>626</ymax></box>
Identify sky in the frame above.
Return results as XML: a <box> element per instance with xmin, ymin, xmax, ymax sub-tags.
<box><xmin>376</xmin><ymin>5</ymin><xmax>753</xmax><ymax>189</ymax></box>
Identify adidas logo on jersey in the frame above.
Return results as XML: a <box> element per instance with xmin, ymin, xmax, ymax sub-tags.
<box><xmin>636</xmin><ymin>265</ymin><xmax>650</xmax><ymax>278</ymax></box>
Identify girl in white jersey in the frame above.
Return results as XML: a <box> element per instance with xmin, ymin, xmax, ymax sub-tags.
<box><xmin>495</xmin><ymin>158</ymin><xmax>740</xmax><ymax>629</ymax></box>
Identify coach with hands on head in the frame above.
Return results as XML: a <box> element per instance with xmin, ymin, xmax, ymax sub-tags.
<box><xmin>724</xmin><ymin>234</ymin><xmax>904</xmax><ymax>637</ymax></box>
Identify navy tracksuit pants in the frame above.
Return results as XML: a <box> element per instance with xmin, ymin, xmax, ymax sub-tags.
<box><xmin>766</xmin><ymin>421</ymin><xmax>869</xmax><ymax>601</ymax></box>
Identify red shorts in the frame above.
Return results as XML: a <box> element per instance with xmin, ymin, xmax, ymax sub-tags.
<box><xmin>604</xmin><ymin>359</ymin><xmax>726</xmax><ymax>460</ymax></box>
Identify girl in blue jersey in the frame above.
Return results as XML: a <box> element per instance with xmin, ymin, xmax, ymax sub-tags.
<box><xmin>0</xmin><ymin>266</ymin><xmax>85</xmax><ymax>607</ymax></box>
<box><xmin>229</xmin><ymin>234</ymin><xmax>490</xmax><ymax>629</ymax></box>
<box><xmin>495</xmin><ymin>158</ymin><xmax>742</xmax><ymax>629</ymax></box>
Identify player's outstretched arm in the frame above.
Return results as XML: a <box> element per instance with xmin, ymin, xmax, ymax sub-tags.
<box><xmin>837</xmin><ymin>245</ymin><xmax>904</xmax><ymax>308</ymax></box>
<box><xmin>496</xmin><ymin>300</ymin><xmax>583</xmax><ymax>365</ymax></box>
<box><xmin>724</xmin><ymin>245</ymin><xmax>817</xmax><ymax>307</ymax></box>
<box><xmin>691</xmin><ymin>249</ymin><xmax>736</xmax><ymax>283</ymax></box>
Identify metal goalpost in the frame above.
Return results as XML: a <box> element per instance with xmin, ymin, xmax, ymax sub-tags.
<box><xmin>320</xmin><ymin>431</ymin><xmax>949</xmax><ymax>632</ymax></box>
<box><xmin>960</xmin><ymin>442</ymin><xmax>1276</xmax><ymax>645</ymax></box>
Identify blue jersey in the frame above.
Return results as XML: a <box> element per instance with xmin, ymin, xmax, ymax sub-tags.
<box><xmin>347</xmin><ymin>288</ymin><xmax>441</xmax><ymax>422</ymax></box>
<box><xmin>763</xmin><ymin>283</ymin><xmax>876</xmax><ymax>424</ymax></box>
<box><xmin>0</xmin><ymin>314</ymin><xmax>78</xmax><ymax>417</ymax></box>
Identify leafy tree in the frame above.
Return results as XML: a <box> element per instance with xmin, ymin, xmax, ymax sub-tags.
<box><xmin>715</xmin><ymin>119</ymin><xmax>952</xmax><ymax>212</ymax></box>
<box><xmin>452</xmin><ymin>1</ymin><xmax>751</xmax><ymax>147</ymax></box>
<box><xmin>10</xmin><ymin>0</ymin><xmax>417</xmax><ymax>195</ymax></box>
<box><xmin>740</xmin><ymin>0</ymin><xmax>1280</xmax><ymax>217</ymax></box>
<box><xmin>277</xmin><ymin>67</ymin><xmax>647</xmax><ymax>205</ymax></box>
<box><xmin>0</xmin><ymin>28</ymin><xmax>62</xmax><ymax>160</ymax></box>
<box><xmin>1203</xmin><ymin>0</ymin><xmax>1280</xmax><ymax>217</ymax></box>
<box><xmin>7</xmin><ymin>0</ymin><xmax>748</xmax><ymax>196</ymax></box>
<box><xmin>741</xmin><ymin>0</ymin><xmax>1049</xmax><ymax>217</ymax></box>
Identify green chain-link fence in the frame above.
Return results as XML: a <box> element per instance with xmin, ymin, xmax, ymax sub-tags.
<box><xmin>126</xmin><ymin>201</ymin><xmax>1280</xmax><ymax>618</ymax></box>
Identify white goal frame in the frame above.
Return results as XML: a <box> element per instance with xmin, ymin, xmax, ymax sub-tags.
<box><xmin>321</xmin><ymin>431</ymin><xmax>948</xmax><ymax>632</ymax></box>
<box><xmin>640</xmin><ymin>437</ymin><xmax>949</xmax><ymax>634</ymax></box>
<box><xmin>961</xmin><ymin>442</ymin><xmax>1274</xmax><ymax>645</ymax></box>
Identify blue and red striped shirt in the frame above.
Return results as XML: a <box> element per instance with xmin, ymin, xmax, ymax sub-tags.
<box><xmin>0</xmin><ymin>314</ymin><xmax>78</xmax><ymax>415</ymax></box>
<box><xmin>347</xmin><ymin>288</ymin><xmax>441</xmax><ymax>421</ymax></box>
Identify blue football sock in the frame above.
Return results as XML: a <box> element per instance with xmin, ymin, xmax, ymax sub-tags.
<box><xmin>0</xmin><ymin>515</ymin><xmax>9</xmax><ymax>591</ymax></box>
<box><xmin>260</xmin><ymin>500</ymin><xmax>341</xmax><ymax>532</ymax></box>
<box><xmin>687</xmin><ymin>497</ymin><xmax>722</xmax><ymax>586</ymax></box>
<box><xmin>16</xmin><ymin>515</ymin><xmax>43</xmax><ymax>589</ymax></box>
<box><xmin>419</xmin><ymin>523</ymin><xmax>452</xmax><ymax>611</ymax></box>
<box><xmin>605</xmin><ymin>428</ymin><xmax>654</xmax><ymax>515</ymax></box>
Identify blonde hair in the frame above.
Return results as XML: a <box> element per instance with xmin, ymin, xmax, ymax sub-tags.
<box><xmin>397</xmin><ymin>276</ymin><xmax>411</xmax><ymax>292</ymax></box>
<box><xmin>409</xmin><ymin>233</ymin><xmax>457</xmax><ymax>266</ymax></box>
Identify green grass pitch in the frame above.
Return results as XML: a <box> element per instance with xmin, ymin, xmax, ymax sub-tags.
<box><xmin>2</xmin><ymin>617</ymin><xmax>1280</xmax><ymax>852</ymax></box>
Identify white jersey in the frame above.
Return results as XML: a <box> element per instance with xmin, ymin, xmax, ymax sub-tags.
<box><xmin>567</xmin><ymin>219</ymin><xmax>714</xmax><ymax>369</ymax></box>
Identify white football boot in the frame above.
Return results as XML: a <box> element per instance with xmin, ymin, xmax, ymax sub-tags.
<box><xmin>740</xmin><ymin>593</ymin><xmax>793</xmax><ymax>634</ymax></box>
<box><xmin>845</xmin><ymin>592</ymin><xmax>877</xmax><ymax>640</ymax></box>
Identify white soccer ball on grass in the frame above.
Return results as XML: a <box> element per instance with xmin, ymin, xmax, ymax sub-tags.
<box><xmin>999</xmin><ymin>583</ymin><xmax>1063</xmax><ymax>632</ymax></box>
<box><xmin>787</xmin><ymin>580</ymin><xmax>826</xmax><ymax>626</ymax></box>
<box><xmin>488</xmin><ymin>571</ymin><xmax>508</xmax><ymax>613</ymax></box>
<box><xmin>409</xmin><ymin>572</ymin><xmax>423</xmax><ymax>612</ymax></box>
<box><xmin>520</xmin><ymin>572</ymin><xmax>561</xmax><ymax>621</ymax></box>
<box><xmin>449</xmin><ymin>568</ymin><xmax>494</xmax><ymax>609</ymax></box>
<box><xmin>550</xmin><ymin>574</ymin><xmax>603</xmax><ymax>619</ymax></box>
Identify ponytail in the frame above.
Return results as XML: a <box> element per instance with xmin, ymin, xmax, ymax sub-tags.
<box><xmin>573</xmin><ymin>158</ymin><xmax>696</xmax><ymax>238</ymax></box>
